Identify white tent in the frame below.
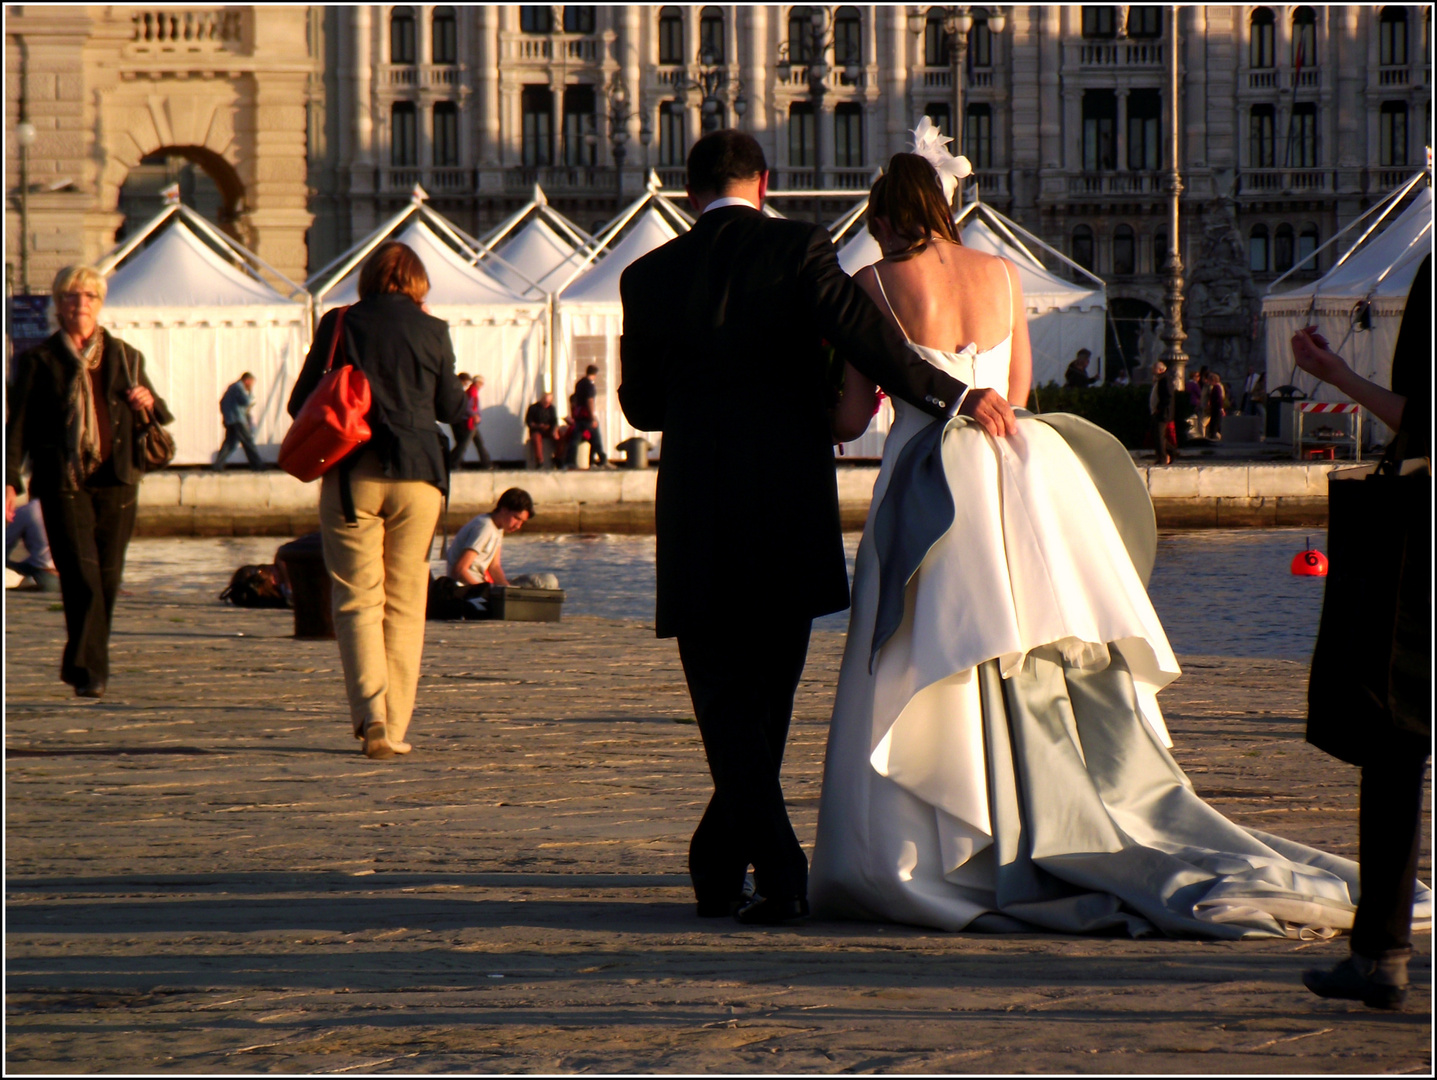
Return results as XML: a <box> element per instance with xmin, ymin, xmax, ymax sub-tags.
<box><xmin>472</xmin><ymin>185</ymin><xmax>594</xmax><ymax>300</ymax></box>
<box><xmin>96</xmin><ymin>203</ymin><xmax>311</xmax><ymax>466</ymax></box>
<box><xmin>1263</xmin><ymin>177</ymin><xmax>1432</xmax><ymax>441</ymax></box>
<box><xmin>834</xmin><ymin>199</ymin><xmax>1107</xmax><ymax>458</ymax></box>
<box><xmin>310</xmin><ymin>192</ymin><xmax>547</xmax><ymax>462</ymax></box>
<box><xmin>552</xmin><ymin>177</ymin><xmax>690</xmax><ymax>462</ymax></box>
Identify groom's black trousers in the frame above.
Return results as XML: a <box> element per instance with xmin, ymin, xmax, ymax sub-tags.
<box><xmin>677</xmin><ymin>616</ymin><xmax>813</xmax><ymax>905</ymax></box>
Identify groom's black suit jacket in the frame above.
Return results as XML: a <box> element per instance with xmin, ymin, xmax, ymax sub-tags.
<box><xmin>619</xmin><ymin>205</ymin><xmax>968</xmax><ymax>638</ymax></box>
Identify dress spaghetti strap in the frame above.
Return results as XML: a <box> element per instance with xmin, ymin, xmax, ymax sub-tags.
<box><xmin>998</xmin><ymin>257</ymin><xmax>1014</xmax><ymax>338</ymax></box>
<box><xmin>870</xmin><ymin>267</ymin><xmax>912</xmax><ymax>343</ymax></box>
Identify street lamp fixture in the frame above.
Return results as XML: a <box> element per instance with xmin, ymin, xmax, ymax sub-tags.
<box><xmin>16</xmin><ymin>120</ymin><xmax>36</xmax><ymax>294</ymax></box>
<box><xmin>690</xmin><ymin>45</ymin><xmax>745</xmax><ymax>134</ymax></box>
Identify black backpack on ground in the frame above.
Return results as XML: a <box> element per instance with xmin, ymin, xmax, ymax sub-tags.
<box><xmin>220</xmin><ymin>565</ymin><xmax>290</xmax><ymax>609</ymax></box>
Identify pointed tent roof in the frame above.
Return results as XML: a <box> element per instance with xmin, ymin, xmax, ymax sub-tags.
<box><xmin>1264</xmin><ymin>184</ymin><xmax>1432</xmax><ymax>315</ymax></box>
<box><xmin>558</xmin><ymin>206</ymin><xmax>680</xmax><ymax>304</ymax></box>
<box><xmin>105</xmin><ymin>219</ymin><xmax>297</xmax><ymax>307</ymax></box>
<box><xmin>477</xmin><ymin>184</ymin><xmax>593</xmax><ymax>250</ymax></box>
<box><xmin>323</xmin><ymin>220</ymin><xmax>529</xmax><ymax>308</ymax></box>
<box><xmin>837</xmin><ymin>202</ymin><xmax>1105</xmax><ymax>313</ymax></box>
<box><xmin>490</xmin><ymin>217</ymin><xmax>589</xmax><ymax>298</ymax></box>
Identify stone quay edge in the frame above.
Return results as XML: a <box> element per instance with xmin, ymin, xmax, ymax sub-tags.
<box><xmin>121</xmin><ymin>462</ymin><xmax>1343</xmax><ymax>537</ymax></box>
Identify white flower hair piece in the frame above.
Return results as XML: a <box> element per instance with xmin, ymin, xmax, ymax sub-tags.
<box><xmin>910</xmin><ymin>116</ymin><xmax>972</xmax><ymax>204</ymax></box>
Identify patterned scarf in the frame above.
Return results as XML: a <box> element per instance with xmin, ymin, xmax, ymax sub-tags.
<box><xmin>60</xmin><ymin>327</ymin><xmax>106</xmax><ymax>488</ymax></box>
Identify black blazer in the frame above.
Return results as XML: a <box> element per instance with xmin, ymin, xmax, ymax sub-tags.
<box><xmin>289</xmin><ymin>294</ymin><xmax>468</xmax><ymax>492</ymax></box>
<box><xmin>6</xmin><ymin>330</ymin><xmax>173</xmax><ymax>495</ymax></box>
<box><xmin>619</xmin><ymin>205</ymin><xmax>968</xmax><ymax>638</ymax></box>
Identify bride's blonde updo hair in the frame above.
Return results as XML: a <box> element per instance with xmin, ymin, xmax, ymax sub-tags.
<box><xmin>867</xmin><ymin>153</ymin><xmax>961</xmax><ymax>259</ymax></box>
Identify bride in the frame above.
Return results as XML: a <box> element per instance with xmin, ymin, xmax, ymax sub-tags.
<box><xmin>809</xmin><ymin>142</ymin><xmax>1432</xmax><ymax>939</ymax></box>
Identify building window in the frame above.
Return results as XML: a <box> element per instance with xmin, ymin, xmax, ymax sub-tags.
<box><xmin>1127</xmin><ymin>6</ymin><xmax>1161</xmax><ymax>38</ymax></box>
<box><xmin>926</xmin><ymin>103</ymin><xmax>952</xmax><ymax>138</ymax></box>
<box><xmin>433</xmin><ymin>102</ymin><xmax>459</xmax><ymax>166</ymax></box>
<box><xmin>1082</xmin><ymin>6</ymin><xmax>1118</xmax><ymax>39</ymax></box>
<box><xmin>834</xmin><ymin>7</ymin><xmax>862</xmax><ymax>69</ymax></box>
<box><xmin>699</xmin><ymin>6</ymin><xmax>724</xmax><ymax>63</ymax></box>
<box><xmin>390</xmin><ymin>5</ymin><xmax>416</xmax><ymax>64</ymax></box>
<box><xmin>432</xmin><ymin>6</ymin><xmax>457</xmax><ymax>64</ymax></box>
<box><xmin>1273</xmin><ymin>223</ymin><xmax>1295</xmax><ymax>273</ymax></box>
<box><xmin>1072</xmin><ymin>225</ymin><xmax>1095</xmax><ymax>271</ymax></box>
<box><xmin>1289</xmin><ymin>102</ymin><xmax>1317</xmax><ymax>168</ymax></box>
<box><xmin>834</xmin><ymin>103</ymin><xmax>863</xmax><ymax>167</ymax></box>
<box><xmin>522</xmin><ymin>85</ymin><xmax>554</xmax><ymax>166</ymax></box>
<box><xmin>1127</xmin><ymin>89</ymin><xmax>1161</xmax><ymax>171</ymax></box>
<box><xmin>968</xmin><ymin>15</ymin><xmax>991</xmax><ymax>68</ymax></box>
<box><xmin>391</xmin><ymin>102</ymin><xmax>417</xmax><ymax>166</ymax></box>
<box><xmin>1297</xmin><ymin>223</ymin><xmax>1319</xmax><ymax>274</ymax></box>
<box><xmin>1082</xmin><ymin>90</ymin><xmax>1117</xmax><ymax>171</ymax></box>
<box><xmin>519</xmin><ymin>6</ymin><xmax>553</xmax><ymax>34</ymax></box>
<box><xmin>1153</xmin><ymin>229</ymin><xmax>1169</xmax><ymax>273</ymax></box>
<box><xmin>658</xmin><ymin>100</ymin><xmax>685</xmax><ymax>167</ymax></box>
<box><xmin>1250</xmin><ymin>8</ymin><xmax>1274</xmax><ymax>69</ymax></box>
<box><xmin>790</xmin><ymin>102</ymin><xmax>816</xmax><ymax>167</ymax></box>
<box><xmin>564</xmin><ymin>6</ymin><xmax>596</xmax><ymax>34</ymax></box>
<box><xmin>658</xmin><ymin>6</ymin><xmax>684</xmax><ymax>64</ymax></box>
<box><xmin>1249</xmin><ymin>224</ymin><xmax>1269</xmax><ymax>273</ymax></box>
<box><xmin>1250</xmin><ymin>104</ymin><xmax>1276</xmax><ymax>168</ymax></box>
<box><xmin>965</xmin><ymin>104</ymin><xmax>992</xmax><ymax>169</ymax></box>
<box><xmin>1292</xmin><ymin>7</ymin><xmax>1317</xmax><ymax>69</ymax></box>
<box><xmin>1112</xmin><ymin>225</ymin><xmax>1136</xmax><ymax>276</ymax></box>
<box><xmin>924</xmin><ymin>12</ymin><xmax>952</xmax><ymax>66</ymax></box>
<box><xmin>1381</xmin><ymin>7</ymin><xmax>1408</xmax><ymax>66</ymax></box>
<box><xmin>1380</xmin><ymin>101</ymin><xmax>1409</xmax><ymax>166</ymax></box>
<box><xmin>562</xmin><ymin>86</ymin><xmax>596</xmax><ymax>166</ymax></box>
<box><xmin>789</xmin><ymin>6</ymin><xmax>815</xmax><ymax>63</ymax></box>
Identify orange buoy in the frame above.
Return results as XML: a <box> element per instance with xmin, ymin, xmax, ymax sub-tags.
<box><xmin>1291</xmin><ymin>548</ymin><xmax>1329</xmax><ymax>576</ymax></box>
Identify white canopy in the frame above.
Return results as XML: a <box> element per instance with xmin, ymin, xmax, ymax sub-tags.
<box><xmin>489</xmin><ymin>217</ymin><xmax>589</xmax><ymax>298</ymax></box>
<box><xmin>1263</xmin><ymin>182</ymin><xmax>1432</xmax><ymax>434</ymax></box>
<box><xmin>834</xmin><ymin>200</ymin><xmax>1108</xmax><ymax>457</ymax></box>
<box><xmin>99</xmin><ymin>209</ymin><xmax>310</xmax><ymax>466</ymax></box>
<box><xmin>311</xmin><ymin>196</ymin><xmax>548</xmax><ymax>463</ymax></box>
<box><xmin>559</xmin><ymin>207</ymin><xmax>680</xmax><ymax>304</ymax></box>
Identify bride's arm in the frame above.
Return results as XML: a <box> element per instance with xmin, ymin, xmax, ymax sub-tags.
<box><xmin>832</xmin><ymin>362</ymin><xmax>879</xmax><ymax>442</ymax></box>
<box><xmin>1004</xmin><ymin>259</ymin><xmax>1032</xmax><ymax>408</ymax></box>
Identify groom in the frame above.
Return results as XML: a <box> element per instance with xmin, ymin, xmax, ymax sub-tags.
<box><xmin>619</xmin><ymin>130</ymin><xmax>1015</xmax><ymax>924</ymax></box>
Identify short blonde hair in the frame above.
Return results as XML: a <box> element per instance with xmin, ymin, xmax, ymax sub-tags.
<box><xmin>51</xmin><ymin>265</ymin><xmax>108</xmax><ymax>307</ymax></box>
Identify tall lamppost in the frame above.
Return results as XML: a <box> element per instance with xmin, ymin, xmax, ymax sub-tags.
<box><xmin>776</xmin><ymin>8</ymin><xmax>860</xmax><ymax>186</ymax></box>
<box><xmin>15</xmin><ymin>119</ymin><xmax>36</xmax><ymax>295</ymax></box>
<box><xmin>1159</xmin><ymin>4</ymin><xmax>1188</xmax><ymax>383</ymax></box>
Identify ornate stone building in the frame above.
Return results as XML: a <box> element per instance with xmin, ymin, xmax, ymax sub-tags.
<box><xmin>5</xmin><ymin>5</ymin><xmax>318</xmax><ymax>293</ymax></box>
<box><xmin>8</xmin><ymin>6</ymin><xmax>1430</xmax><ymax>374</ymax></box>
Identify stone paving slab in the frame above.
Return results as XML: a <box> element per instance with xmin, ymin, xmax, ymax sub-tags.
<box><xmin>4</xmin><ymin>591</ymin><xmax>1431</xmax><ymax>1073</ymax></box>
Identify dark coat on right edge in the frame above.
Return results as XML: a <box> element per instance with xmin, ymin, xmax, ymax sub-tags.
<box><xmin>618</xmin><ymin>205</ymin><xmax>968</xmax><ymax>638</ymax></box>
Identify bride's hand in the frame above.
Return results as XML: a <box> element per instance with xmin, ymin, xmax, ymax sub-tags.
<box><xmin>959</xmin><ymin>387</ymin><xmax>1018</xmax><ymax>438</ymax></box>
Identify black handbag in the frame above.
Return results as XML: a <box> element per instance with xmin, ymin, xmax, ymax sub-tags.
<box><xmin>1306</xmin><ymin>452</ymin><xmax>1432</xmax><ymax>766</ymax></box>
<box><xmin>122</xmin><ymin>343</ymin><xmax>176</xmax><ymax>471</ymax></box>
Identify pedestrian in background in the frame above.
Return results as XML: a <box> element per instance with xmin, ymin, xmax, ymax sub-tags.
<box><xmin>1149</xmin><ymin>360</ymin><xmax>1174</xmax><ymax>465</ymax></box>
<box><xmin>448</xmin><ymin>372</ymin><xmax>492</xmax><ymax>470</ymax></box>
<box><xmin>565</xmin><ymin>364</ymin><xmax>608</xmax><ymax>468</ymax></box>
<box><xmin>525</xmin><ymin>390</ymin><xmax>559</xmax><ymax>469</ymax></box>
<box><xmin>288</xmin><ymin>241</ymin><xmax>467</xmax><ymax>760</ymax></box>
<box><xmin>4</xmin><ymin>265</ymin><xmax>173</xmax><ymax>698</ymax></box>
<box><xmin>214</xmin><ymin>371</ymin><xmax>264</xmax><ymax>470</ymax></box>
<box><xmin>5</xmin><ymin>497</ymin><xmax>60</xmax><ymax>592</ymax></box>
<box><xmin>1064</xmin><ymin>348</ymin><xmax>1096</xmax><ymax>387</ymax></box>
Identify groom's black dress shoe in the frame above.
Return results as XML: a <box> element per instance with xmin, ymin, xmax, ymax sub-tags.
<box><xmin>734</xmin><ymin>895</ymin><xmax>809</xmax><ymax>925</ymax></box>
<box><xmin>696</xmin><ymin>876</ymin><xmax>756</xmax><ymax>918</ymax></box>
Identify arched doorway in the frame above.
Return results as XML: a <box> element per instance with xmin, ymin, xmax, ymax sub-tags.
<box><xmin>113</xmin><ymin>146</ymin><xmax>245</xmax><ymax>246</ymax></box>
<box><xmin>1106</xmin><ymin>297</ymin><xmax>1164</xmax><ymax>381</ymax></box>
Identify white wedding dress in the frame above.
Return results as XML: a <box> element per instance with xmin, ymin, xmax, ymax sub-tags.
<box><xmin>809</xmin><ymin>269</ymin><xmax>1433</xmax><ymax>938</ymax></box>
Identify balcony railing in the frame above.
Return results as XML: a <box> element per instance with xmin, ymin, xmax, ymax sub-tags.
<box><xmin>1079</xmin><ymin>42</ymin><xmax>1162</xmax><ymax>67</ymax></box>
<box><xmin>969</xmin><ymin>170</ymin><xmax>1008</xmax><ymax>198</ymax></box>
<box><xmin>129</xmin><ymin>7</ymin><xmax>243</xmax><ymax>51</ymax></box>
<box><xmin>502</xmin><ymin>166</ymin><xmax>619</xmax><ymax>193</ymax></box>
<box><xmin>378</xmin><ymin>64</ymin><xmax>464</xmax><ymax>90</ymax></box>
<box><xmin>773</xmin><ymin>168</ymin><xmax>874</xmax><ymax>191</ymax></box>
<box><xmin>500</xmin><ymin>34</ymin><xmax>603</xmax><ymax>64</ymax></box>
<box><xmin>377</xmin><ymin>166</ymin><xmax>475</xmax><ymax>194</ymax></box>
<box><xmin>1378</xmin><ymin>65</ymin><xmax>1411</xmax><ymax>86</ymax></box>
<box><xmin>1371</xmin><ymin>167</ymin><xmax>1414</xmax><ymax>192</ymax></box>
<box><xmin>655</xmin><ymin>65</ymin><xmax>687</xmax><ymax>87</ymax></box>
<box><xmin>1237</xmin><ymin>168</ymin><xmax>1332</xmax><ymax>194</ymax></box>
<box><xmin>969</xmin><ymin>68</ymin><xmax>994</xmax><ymax>89</ymax></box>
<box><xmin>655</xmin><ymin>166</ymin><xmax>687</xmax><ymax>189</ymax></box>
<box><xmin>1295</xmin><ymin>68</ymin><xmax>1319</xmax><ymax>88</ymax></box>
<box><xmin>1067</xmin><ymin>172</ymin><xmax>1164</xmax><ymax>196</ymax></box>
<box><xmin>1248</xmin><ymin>69</ymin><xmax>1278</xmax><ymax>89</ymax></box>
<box><xmin>919</xmin><ymin>67</ymin><xmax>952</xmax><ymax>89</ymax></box>
<box><xmin>775</xmin><ymin>65</ymin><xmax>862</xmax><ymax>92</ymax></box>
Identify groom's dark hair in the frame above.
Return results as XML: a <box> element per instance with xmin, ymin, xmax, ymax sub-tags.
<box><xmin>686</xmin><ymin>130</ymin><xmax>767</xmax><ymax>196</ymax></box>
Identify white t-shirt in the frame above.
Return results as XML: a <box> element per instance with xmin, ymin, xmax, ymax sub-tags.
<box><xmin>447</xmin><ymin>514</ymin><xmax>503</xmax><ymax>580</ymax></box>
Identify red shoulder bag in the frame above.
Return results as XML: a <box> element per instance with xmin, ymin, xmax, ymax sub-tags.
<box><xmin>279</xmin><ymin>306</ymin><xmax>371</xmax><ymax>482</ymax></box>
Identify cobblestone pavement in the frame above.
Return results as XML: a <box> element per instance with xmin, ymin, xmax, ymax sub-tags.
<box><xmin>5</xmin><ymin>589</ymin><xmax>1431</xmax><ymax>1074</ymax></box>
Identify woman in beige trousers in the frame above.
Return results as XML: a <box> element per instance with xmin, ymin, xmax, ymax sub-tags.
<box><xmin>288</xmin><ymin>242</ymin><xmax>467</xmax><ymax>759</ymax></box>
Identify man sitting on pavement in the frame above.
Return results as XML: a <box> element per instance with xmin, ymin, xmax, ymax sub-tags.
<box><xmin>525</xmin><ymin>391</ymin><xmax>560</xmax><ymax>469</ymax></box>
<box><xmin>214</xmin><ymin>372</ymin><xmax>265</xmax><ymax>470</ymax></box>
<box><xmin>446</xmin><ymin>487</ymin><xmax>534</xmax><ymax>587</ymax></box>
<box><xmin>5</xmin><ymin>497</ymin><xmax>60</xmax><ymax>592</ymax></box>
